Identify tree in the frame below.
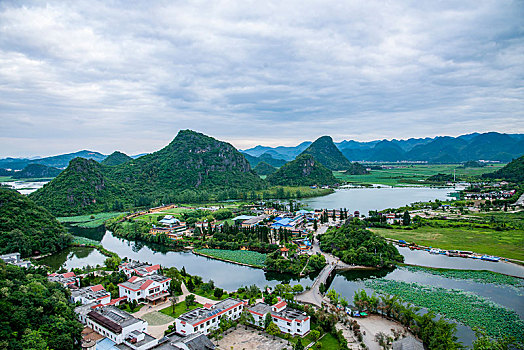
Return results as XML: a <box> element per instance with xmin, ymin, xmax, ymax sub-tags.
<box><xmin>264</xmin><ymin>313</ymin><xmax>273</xmax><ymax>329</ymax></box>
<box><xmin>171</xmin><ymin>295</ymin><xmax>178</xmax><ymax>314</ymax></box>
<box><xmin>214</xmin><ymin>288</ymin><xmax>224</xmax><ymax>299</ymax></box>
<box><xmin>295</xmin><ymin>338</ymin><xmax>304</xmax><ymax>350</ymax></box>
<box><xmin>292</xmin><ymin>284</ymin><xmax>304</xmax><ymax>294</ymax></box>
<box><xmin>310</xmin><ymin>330</ymin><xmax>321</xmax><ymax>342</ymax></box>
<box><xmin>403</xmin><ymin>211</ymin><xmax>411</xmax><ymax>226</ymax></box>
<box><xmin>313</xmin><ymin>219</ymin><xmax>318</xmax><ymax>231</ymax></box>
<box><xmin>185</xmin><ymin>294</ymin><xmax>196</xmax><ymax>308</ymax></box>
<box><xmin>266</xmin><ymin>322</ymin><xmax>281</xmax><ymax>339</ymax></box>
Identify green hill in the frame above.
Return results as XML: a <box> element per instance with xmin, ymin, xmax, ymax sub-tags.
<box><xmin>482</xmin><ymin>155</ymin><xmax>524</xmax><ymax>183</ymax></box>
<box><xmin>253</xmin><ymin>161</ymin><xmax>276</xmax><ymax>176</ymax></box>
<box><xmin>101</xmin><ymin>151</ymin><xmax>132</xmax><ymax>166</ymax></box>
<box><xmin>12</xmin><ymin>164</ymin><xmax>62</xmax><ymax>179</ymax></box>
<box><xmin>31</xmin><ymin>130</ymin><xmax>266</xmax><ymax>215</ymax></box>
<box><xmin>300</xmin><ymin>136</ymin><xmax>351</xmax><ymax>170</ymax></box>
<box><xmin>267</xmin><ymin>154</ymin><xmax>337</xmax><ymax>186</ymax></box>
<box><xmin>30</xmin><ymin>158</ymin><xmax>123</xmax><ymax>215</ymax></box>
<box><xmin>344</xmin><ymin>162</ymin><xmax>369</xmax><ymax>175</ymax></box>
<box><xmin>0</xmin><ymin>187</ymin><xmax>71</xmax><ymax>257</ymax></box>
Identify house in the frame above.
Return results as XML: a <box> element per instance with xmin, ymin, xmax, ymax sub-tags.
<box><xmin>48</xmin><ymin>271</ymin><xmax>80</xmax><ymax>288</ymax></box>
<box><xmin>231</xmin><ymin>215</ymin><xmax>255</xmax><ymax>226</ymax></box>
<box><xmin>118</xmin><ymin>274</ymin><xmax>171</xmax><ymax>304</ymax></box>
<box><xmin>71</xmin><ymin>284</ymin><xmax>112</xmax><ymax>305</ymax></box>
<box><xmin>241</xmin><ymin>214</ymin><xmax>268</xmax><ymax>228</ymax></box>
<box><xmin>0</xmin><ymin>252</ymin><xmax>32</xmax><ymax>268</ymax></box>
<box><xmin>280</xmin><ymin>247</ymin><xmax>289</xmax><ymax>258</ymax></box>
<box><xmin>392</xmin><ymin>335</ymin><xmax>424</xmax><ymax>350</ymax></box>
<box><xmin>153</xmin><ymin>332</ymin><xmax>215</xmax><ymax>350</ymax></box>
<box><xmin>174</xmin><ymin>298</ymin><xmax>245</xmax><ymax>336</ymax></box>
<box><xmin>247</xmin><ymin>299</ymin><xmax>310</xmax><ymax>336</ymax></box>
<box><xmin>119</xmin><ymin>261</ymin><xmax>161</xmax><ymax>278</ymax></box>
<box><xmin>78</xmin><ymin>305</ymin><xmax>158</xmax><ymax>348</ymax></box>
<box><xmin>385</xmin><ymin>214</ymin><xmax>401</xmax><ymax>225</ymax></box>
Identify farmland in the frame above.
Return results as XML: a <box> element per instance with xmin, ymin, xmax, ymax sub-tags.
<box><xmin>194</xmin><ymin>248</ymin><xmax>267</xmax><ymax>268</ymax></box>
<box><xmin>57</xmin><ymin>212</ymin><xmax>127</xmax><ymax>228</ymax></box>
<box><xmin>334</xmin><ymin>163</ymin><xmax>504</xmax><ymax>186</ymax></box>
<box><xmin>370</xmin><ymin>226</ymin><xmax>524</xmax><ymax>261</ymax></box>
<box><xmin>364</xmin><ymin>279</ymin><xmax>524</xmax><ymax>345</ymax></box>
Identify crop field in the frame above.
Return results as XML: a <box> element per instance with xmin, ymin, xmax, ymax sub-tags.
<box><xmin>57</xmin><ymin>212</ymin><xmax>127</xmax><ymax>228</ymax></box>
<box><xmin>195</xmin><ymin>248</ymin><xmax>267</xmax><ymax>268</ymax></box>
<box><xmin>364</xmin><ymin>279</ymin><xmax>524</xmax><ymax>345</ymax></box>
<box><xmin>72</xmin><ymin>236</ymin><xmax>101</xmax><ymax>246</ymax></box>
<box><xmin>404</xmin><ymin>266</ymin><xmax>524</xmax><ymax>290</ymax></box>
<box><xmin>371</xmin><ymin>226</ymin><xmax>524</xmax><ymax>261</ymax></box>
<box><xmin>334</xmin><ymin>163</ymin><xmax>504</xmax><ymax>186</ymax></box>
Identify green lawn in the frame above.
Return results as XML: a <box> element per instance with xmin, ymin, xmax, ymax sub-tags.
<box><xmin>57</xmin><ymin>212</ymin><xmax>127</xmax><ymax>228</ymax></box>
<box><xmin>371</xmin><ymin>226</ymin><xmax>524</xmax><ymax>261</ymax></box>
<box><xmin>317</xmin><ymin>333</ymin><xmax>342</xmax><ymax>349</ymax></box>
<box><xmin>159</xmin><ymin>301</ymin><xmax>203</xmax><ymax>318</ymax></box>
<box><xmin>121</xmin><ymin>303</ymin><xmax>145</xmax><ymax>313</ymax></box>
<box><xmin>334</xmin><ymin>163</ymin><xmax>504</xmax><ymax>186</ymax></box>
<box><xmin>195</xmin><ymin>248</ymin><xmax>267</xmax><ymax>268</ymax></box>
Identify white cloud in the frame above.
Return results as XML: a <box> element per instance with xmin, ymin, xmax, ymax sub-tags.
<box><xmin>0</xmin><ymin>0</ymin><xmax>522</xmax><ymax>156</ymax></box>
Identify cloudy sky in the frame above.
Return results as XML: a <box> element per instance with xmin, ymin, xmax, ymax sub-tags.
<box><xmin>1</xmin><ymin>0</ymin><xmax>523</xmax><ymax>157</ymax></box>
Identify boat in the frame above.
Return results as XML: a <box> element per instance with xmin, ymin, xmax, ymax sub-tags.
<box><xmin>481</xmin><ymin>255</ymin><xmax>500</xmax><ymax>262</ymax></box>
<box><xmin>429</xmin><ymin>248</ymin><xmax>442</xmax><ymax>254</ymax></box>
<box><xmin>447</xmin><ymin>250</ymin><xmax>460</xmax><ymax>257</ymax></box>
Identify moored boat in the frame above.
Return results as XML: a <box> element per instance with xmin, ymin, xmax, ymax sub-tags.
<box><xmin>481</xmin><ymin>255</ymin><xmax>500</xmax><ymax>262</ymax></box>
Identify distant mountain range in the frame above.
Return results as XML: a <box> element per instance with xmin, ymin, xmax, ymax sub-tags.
<box><xmin>0</xmin><ymin>150</ymin><xmax>147</xmax><ymax>170</ymax></box>
<box><xmin>243</xmin><ymin>132</ymin><xmax>524</xmax><ymax>163</ymax></box>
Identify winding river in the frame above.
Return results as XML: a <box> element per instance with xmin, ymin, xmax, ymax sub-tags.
<box><xmin>39</xmin><ymin>186</ymin><xmax>523</xmax><ymax>347</ymax></box>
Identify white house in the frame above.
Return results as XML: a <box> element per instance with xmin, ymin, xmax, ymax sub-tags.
<box><xmin>247</xmin><ymin>300</ymin><xmax>310</xmax><ymax>336</ymax></box>
<box><xmin>119</xmin><ymin>261</ymin><xmax>161</xmax><ymax>278</ymax></box>
<box><xmin>48</xmin><ymin>271</ymin><xmax>80</xmax><ymax>288</ymax></box>
<box><xmin>175</xmin><ymin>298</ymin><xmax>245</xmax><ymax>336</ymax></box>
<box><xmin>0</xmin><ymin>252</ymin><xmax>32</xmax><ymax>268</ymax></box>
<box><xmin>71</xmin><ymin>284</ymin><xmax>111</xmax><ymax>305</ymax></box>
<box><xmin>118</xmin><ymin>274</ymin><xmax>171</xmax><ymax>304</ymax></box>
<box><xmin>80</xmin><ymin>305</ymin><xmax>158</xmax><ymax>348</ymax></box>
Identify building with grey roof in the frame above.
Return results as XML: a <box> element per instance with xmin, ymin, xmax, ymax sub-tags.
<box><xmin>0</xmin><ymin>252</ymin><xmax>32</xmax><ymax>268</ymax></box>
<box><xmin>392</xmin><ymin>336</ymin><xmax>424</xmax><ymax>350</ymax></box>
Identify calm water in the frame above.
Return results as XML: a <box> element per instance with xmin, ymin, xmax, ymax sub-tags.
<box><xmin>302</xmin><ymin>186</ymin><xmax>460</xmax><ymax>214</ymax></box>
<box><xmin>1</xmin><ymin>180</ymin><xmax>49</xmax><ymax>194</ymax></box>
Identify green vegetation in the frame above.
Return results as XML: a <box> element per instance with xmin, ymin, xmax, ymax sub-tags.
<box><xmin>319</xmin><ymin>223</ymin><xmax>403</xmax><ymax>267</ymax></box>
<box><xmin>0</xmin><ymin>187</ymin><xmax>71</xmax><ymax>257</ymax></box>
<box><xmin>194</xmin><ymin>248</ymin><xmax>267</xmax><ymax>268</ymax></box>
<box><xmin>344</xmin><ymin>162</ymin><xmax>369</xmax><ymax>175</ymax></box>
<box><xmin>317</xmin><ymin>333</ymin><xmax>342</xmax><ymax>349</ymax></box>
<box><xmin>300</xmin><ymin>135</ymin><xmax>351</xmax><ymax>170</ymax></box>
<box><xmin>363</xmin><ymin>279</ymin><xmax>524</xmax><ymax>346</ymax></box>
<box><xmin>403</xmin><ymin>266</ymin><xmax>523</xmax><ymax>290</ymax></box>
<box><xmin>100</xmin><ymin>151</ymin><xmax>132</xmax><ymax>166</ymax></box>
<box><xmin>265</xmin><ymin>251</ymin><xmax>326</xmax><ymax>275</ymax></box>
<box><xmin>483</xmin><ymin>155</ymin><xmax>524</xmax><ymax>183</ymax></box>
<box><xmin>12</xmin><ymin>163</ymin><xmax>61</xmax><ymax>179</ymax></box>
<box><xmin>72</xmin><ymin>236</ymin><xmax>101</xmax><ymax>246</ymax></box>
<box><xmin>0</xmin><ymin>263</ymin><xmax>83</xmax><ymax>350</ymax></box>
<box><xmin>57</xmin><ymin>211</ymin><xmax>127</xmax><ymax>228</ymax></box>
<box><xmin>31</xmin><ymin>130</ymin><xmax>267</xmax><ymax>216</ymax></box>
<box><xmin>160</xmin><ymin>300</ymin><xmax>203</xmax><ymax>318</ymax></box>
<box><xmin>334</xmin><ymin>163</ymin><xmax>504</xmax><ymax>186</ymax></box>
<box><xmin>253</xmin><ymin>161</ymin><xmax>277</xmax><ymax>176</ymax></box>
<box><xmin>370</xmin><ymin>225</ymin><xmax>524</xmax><ymax>261</ymax></box>
<box><xmin>267</xmin><ymin>154</ymin><xmax>338</xmax><ymax>186</ymax></box>
<box><xmin>256</xmin><ymin>186</ymin><xmax>334</xmax><ymax>199</ymax></box>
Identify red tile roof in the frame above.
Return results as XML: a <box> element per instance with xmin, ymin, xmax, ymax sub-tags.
<box><xmin>144</xmin><ymin>264</ymin><xmax>160</xmax><ymax>272</ymax></box>
<box><xmin>273</xmin><ymin>300</ymin><xmax>287</xmax><ymax>309</ymax></box>
<box><xmin>90</xmin><ymin>284</ymin><xmax>105</xmax><ymax>292</ymax></box>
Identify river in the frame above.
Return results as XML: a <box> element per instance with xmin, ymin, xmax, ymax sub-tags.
<box><xmin>302</xmin><ymin>185</ymin><xmax>460</xmax><ymax>215</ymax></box>
<box><xmin>39</xmin><ymin>186</ymin><xmax>523</xmax><ymax>347</ymax></box>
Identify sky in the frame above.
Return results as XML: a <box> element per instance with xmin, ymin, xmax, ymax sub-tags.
<box><xmin>1</xmin><ymin>0</ymin><xmax>523</xmax><ymax>158</ymax></box>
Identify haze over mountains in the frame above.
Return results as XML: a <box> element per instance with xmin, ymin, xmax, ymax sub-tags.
<box><xmin>242</xmin><ymin>132</ymin><xmax>524</xmax><ymax>163</ymax></box>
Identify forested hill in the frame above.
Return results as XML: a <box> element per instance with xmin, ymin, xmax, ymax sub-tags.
<box><xmin>101</xmin><ymin>150</ymin><xmax>132</xmax><ymax>166</ymax></box>
<box><xmin>482</xmin><ymin>155</ymin><xmax>524</xmax><ymax>183</ymax></box>
<box><xmin>11</xmin><ymin>163</ymin><xmax>62</xmax><ymax>179</ymax></box>
<box><xmin>0</xmin><ymin>187</ymin><xmax>71</xmax><ymax>257</ymax></box>
<box><xmin>300</xmin><ymin>136</ymin><xmax>351</xmax><ymax>170</ymax></box>
<box><xmin>267</xmin><ymin>154</ymin><xmax>337</xmax><ymax>186</ymax></box>
<box><xmin>30</xmin><ymin>130</ymin><xmax>266</xmax><ymax>215</ymax></box>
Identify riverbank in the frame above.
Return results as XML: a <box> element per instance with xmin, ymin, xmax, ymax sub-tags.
<box><xmin>192</xmin><ymin>248</ymin><xmax>266</xmax><ymax>269</ymax></box>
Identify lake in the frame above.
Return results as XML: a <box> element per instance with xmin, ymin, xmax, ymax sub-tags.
<box><xmin>1</xmin><ymin>179</ymin><xmax>49</xmax><ymax>194</ymax></box>
<box><xmin>302</xmin><ymin>185</ymin><xmax>461</xmax><ymax>214</ymax></box>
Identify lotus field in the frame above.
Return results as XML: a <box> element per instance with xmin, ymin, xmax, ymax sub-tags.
<box><xmin>72</xmin><ymin>236</ymin><xmax>101</xmax><ymax>246</ymax></box>
<box><xmin>405</xmin><ymin>266</ymin><xmax>524</xmax><ymax>292</ymax></box>
<box><xmin>57</xmin><ymin>212</ymin><xmax>127</xmax><ymax>228</ymax></box>
<box><xmin>364</xmin><ymin>279</ymin><xmax>524</xmax><ymax>345</ymax></box>
<box><xmin>195</xmin><ymin>248</ymin><xmax>267</xmax><ymax>268</ymax></box>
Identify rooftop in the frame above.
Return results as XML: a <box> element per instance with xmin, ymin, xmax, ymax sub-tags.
<box><xmin>87</xmin><ymin>305</ymin><xmax>144</xmax><ymax>333</ymax></box>
<box><xmin>178</xmin><ymin>298</ymin><xmax>243</xmax><ymax>326</ymax></box>
<box><xmin>119</xmin><ymin>274</ymin><xmax>170</xmax><ymax>291</ymax></box>
<box><xmin>248</xmin><ymin>303</ymin><xmax>272</xmax><ymax>315</ymax></box>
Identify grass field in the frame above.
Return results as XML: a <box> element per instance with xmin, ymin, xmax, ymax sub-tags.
<box><xmin>195</xmin><ymin>248</ymin><xmax>267</xmax><ymax>268</ymax></box>
<box><xmin>57</xmin><ymin>212</ymin><xmax>127</xmax><ymax>228</ymax></box>
<box><xmin>160</xmin><ymin>301</ymin><xmax>203</xmax><ymax>318</ymax></box>
<box><xmin>72</xmin><ymin>236</ymin><xmax>101</xmax><ymax>246</ymax></box>
<box><xmin>468</xmin><ymin>211</ymin><xmax>524</xmax><ymax>230</ymax></box>
<box><xmin>334</xmin><ymin>163</ymin><xmax>504</xmax><ymax>186</ymax></box>
<box><xmin>317</xmin><ymin>333</ymin><xmax>341</xmax><ymax>349</ymax></box>
<box><xmin>371</xmin><ymin>226</ymin><xmax>524</xmax><ymax>261</ymax></box>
